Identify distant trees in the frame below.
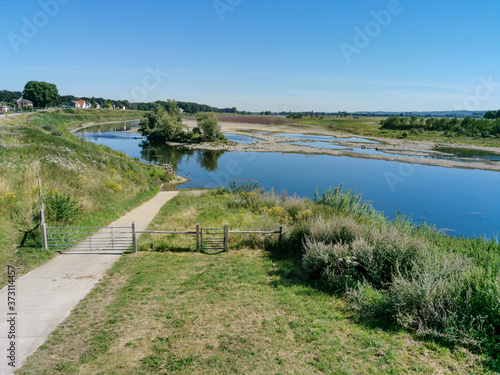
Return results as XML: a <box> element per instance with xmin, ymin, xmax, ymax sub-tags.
<box><xmin>178</xmin><ymin>101</ymin><xmax>220</xmax><ymax>114</ymax></box>
<box><xmin>0</xmin><ymin>90</ymin><xmax>22</xmax><ymax>103</ymax></box>
<box><xmin>380</xmin><ymin>115</ymin><xmax>500</xmax><ymax>138</ymax></box>
<box><xmin>196</xmin><ymin>112</ymin><xmax>222</xmax><ymax>140</ymax></box>
<box><xmin>484</xmin><ymin>110</ymin><xmax>500</xmax><ymax>120</ymax></box>
<box><xmin>287</xmin><ymin>113</ymin><xmax>304</xmax><ymax>119</ymax></box>
<box><xmin>23</xmin><ymin>81</ymin><xmax>59</xmax><ymax>108</ymax></box>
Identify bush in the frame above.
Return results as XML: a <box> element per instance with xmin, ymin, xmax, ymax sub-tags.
<box><xmin>196</xmin><ymin>112</ymin><xmax>221</xmax><ymax>140</ymax></box>
<box><xmin>228</xmin><ymin>181</ymin><xmax>259</xmax><ymax>194</ymax></box>
<box><xmin>302</xmin><ymin>238</ymin><xmax>335</xmax><ymax>277</ymax></box>
<box><xmin>313</xmin><ymin>185</ymin><xmax>379</xmax><ymax>219</ymax></box>
<box><xmin>44</xmin><ymin>190</ymin><xmax>83</xmax><ymax>225</ymax></box>
<box><xmin>225</xmin><ymin>186</ymin><xmax>500</xmax><ymax>356</ymax></box>
<box><xmin>306</xmin><ymin>215</ymin><xmax>361</xmax><ymax>245</ymax></box>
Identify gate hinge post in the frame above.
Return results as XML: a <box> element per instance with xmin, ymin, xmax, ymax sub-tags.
<box><xmin>132</xmin><ymin>222</ymin><xmax>137</xmax><ymax>253</ymax></box>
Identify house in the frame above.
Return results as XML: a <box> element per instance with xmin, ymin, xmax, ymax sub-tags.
<box><xmin>94</xmin><ymin>103</ymin><xmax>101</xmax><ymax>109</ymax></box>
<box><xmin>0</xmin><ymin>105</ymin><xmax>8</xmax><ymax>114</ymax></box>
<box><xmin>71</xmin><ymin>100</ymin><xmax>92</xmax><ymax>109</ymax></box>
<box><xmin>16</xmin><ymin>97</ymin><xmax>33</xmax><ymax>109</ymax></box>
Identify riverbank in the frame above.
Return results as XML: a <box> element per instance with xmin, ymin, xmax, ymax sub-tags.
<box><xmin>0</xmin><ymin>109</ymin><xmax>171</xmax><ymax>283</ymax></box>
<box><xmin>18</xmin><ymin>189</ymin><xmax>499</xmax><ymax>374</ymax></box>
<box><xmin>169</xmin><ymin>119</ymin><xmax>500</xmax><ymax>172</ymax></box>
<box><xmin>70</xmin><ymin>118</ymin><xmax>141</xmax><ymax>133</ymax></box>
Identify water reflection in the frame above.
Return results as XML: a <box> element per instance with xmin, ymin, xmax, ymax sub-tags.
<box><xmin>140</xmin><ymin>141</ymin><xmax>225</xmax><ymax>172</ymax></box>
<box><xmin>436</xmin><ymin>147</ymin><xmax>500</xmax><ymax>161</ymax></box>
<box><xmin>196</xmin><ymin>150</ymin><xmax>226</xmax><ymax>172</ymax></box>
<box><xmin>139</xmin><ymin>141</ymin><xmax>191</xmax><ymax>168</ymax></box>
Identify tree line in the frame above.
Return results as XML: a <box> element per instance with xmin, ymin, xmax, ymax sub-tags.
<box><xmin>1</xmin><ymin>81</ymin><xmax>242</xmax><ymax>114</ymax></box>
<box><xmin>484</xmin><ymin>110</ymin><xmax>500</xmax><ymax>120</ymax></box>
<box><xmin>380</xmin><ymin>115</ymin><xmax>500</xmax><ymax>138</ymax></box>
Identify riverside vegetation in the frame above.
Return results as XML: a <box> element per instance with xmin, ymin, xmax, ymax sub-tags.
<box><xmin>138</xmin><ymin>101</ymin><xmax>225</xmax><ymax>143</ymax></box>
<box><xmin>219</xmin><ymin>113</ymin><xmax>500</xmax><ymax>147</ymax></box>
<box><xmin>0</xmin><ymin>109</ymin><xmax>171</xmax><ymax>282</ymax></box>
<box><xmin>20</xmin><ymin>186</ymin><xmax>500</xmax><ymax>373</ymax></box>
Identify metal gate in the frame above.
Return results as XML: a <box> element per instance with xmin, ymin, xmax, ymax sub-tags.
<box><xmin>46</xmin><ymin>226</ymin><xmax>133</xmax><ymax>253</ymax></box>
<box><xmin>200</xmin><ymin>227</ymin><xmax>226</xmax><ymax>252</ymax></box>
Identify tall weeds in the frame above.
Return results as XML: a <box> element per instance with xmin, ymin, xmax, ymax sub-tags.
<box><xmin>277</xmin><ymin>187</ymin><xmax>500</xmax><ymax>357</ymax></box>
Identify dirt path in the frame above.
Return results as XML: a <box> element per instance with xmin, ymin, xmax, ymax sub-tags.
<box><xmin>0</xmin><ymin>191</ymin><xmax>178</xmax><ymax>374</ymax></box>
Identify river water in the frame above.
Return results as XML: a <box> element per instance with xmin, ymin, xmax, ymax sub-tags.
<box><xmin>76</xmin><ymin>122</ymin><xmax>500</xmax><ymax>239</ymax></box>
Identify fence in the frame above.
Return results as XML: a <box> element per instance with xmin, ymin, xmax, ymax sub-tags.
<box><xmin>44</xmin><ymin>225</ymin><xmax>133</xmax><ymax>253</ymax></box>
<box><xmin>41</xmin><ymin>222</ymin><xmax>283</xmax><ymax>253</ymax></box>
<box><xmin>136</xmin><ymin>223</ymin><xmax>283</xmax><ymax>253</ymax></box>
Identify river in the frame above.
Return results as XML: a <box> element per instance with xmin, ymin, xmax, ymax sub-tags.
<box><xmin>76</xmin><ymin>122</ymin><xmax>500</xmax><ymax>239</ymax></box>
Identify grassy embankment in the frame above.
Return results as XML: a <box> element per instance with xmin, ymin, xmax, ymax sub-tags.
<box><xmin>0</xmin><ymin>109</ymin><xmax>168</xmax><ymax>281</ymax></box>
<box><xmin>20</xmin><ymin>187</ymin><xmax>500</xmax><ymax>374</ymax></box>
<box><xmin>218</xmin><ymin>114</ymin><xmax>500</xmax><ymax>147</ymax></box>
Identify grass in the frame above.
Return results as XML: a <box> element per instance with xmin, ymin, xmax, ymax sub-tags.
<box><xmin>19</xmin><ymin>191</ymin><xmax>495</xmax><ymax>374</ymax></box>
<box><xmin>0</xmin><ymin>109</ymin><xmax>167</xmax><ymax>283</ymax></box>
<box><xmin>315</xmin><ymin>116</ymin><xmax>500</xmax><ymax>147</ymax></box>
<box><xmin>225</xmin><ymin>114</ymin><xmax>500</xmax><ymax>147</ymax></box>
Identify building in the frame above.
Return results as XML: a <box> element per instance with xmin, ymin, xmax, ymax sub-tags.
<box><xmin>71</xmin><ymin>100</ymin><xmax>92</xmax><ymax>109</ymax></box>
<box><xmin>0</xmin><ymin>105</ymin><xmax>8</xmax><ymax>114</ymax></box>
<box><xmin>16</xmin><ymin>97</ymin><xmax>33</xmax><ymax>109</ymax></box>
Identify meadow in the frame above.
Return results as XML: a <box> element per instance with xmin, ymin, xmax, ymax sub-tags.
<box><xmin>19</xmin><ymin>187</ymin><xmax>500</xmax><ymax>374</ymax></box>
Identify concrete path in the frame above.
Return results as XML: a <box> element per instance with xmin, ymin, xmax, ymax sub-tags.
<box><xmin>0</xmin><ymin>191</ymin><xmax>178</xmax><ymax>374</ymax></box>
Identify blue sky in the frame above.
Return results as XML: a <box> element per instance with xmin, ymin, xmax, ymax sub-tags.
<box><xmin>1</xmin><ymin>0</ymin><xmax>499</xmax><ymax>112</ymax></box>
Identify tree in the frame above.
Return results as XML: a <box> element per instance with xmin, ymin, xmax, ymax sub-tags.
<box><xmin>139</xmin><ymin>102</ymin><xmax>184</xmax><ymax>142</ymax></box>
<box><xmin>196</xmin><ymin>112</ymin><xmax>222</xmax><ymax>140</ymax></box>
<box><xmin>23</xmin><ymin>81</ymin><xmax>59</xmax><ymax>108</ymax></box>
<box><xmin>484</xmin><ymin>110</ymin><xmax>497</xmax><ymax>119</ymax></box>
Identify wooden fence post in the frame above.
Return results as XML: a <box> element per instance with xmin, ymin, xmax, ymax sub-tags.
<box><xmin>132</xmin><ymin>222</ymin><xmax>137</xmax><ymax>253</ymax></box>
<box><xmin>196</xmin><ymin>223</ymin><xmax>200</xmax><ymax>252</ymax></box>
<box><xmin>41</xmin><ymin>221</ymin><xmax>48</xmax><ymax>250</ymax></box>
<box><xmin>224</xmin><ymin>223</ymin><xmax>229</xmax><ymax>252</ymax></box>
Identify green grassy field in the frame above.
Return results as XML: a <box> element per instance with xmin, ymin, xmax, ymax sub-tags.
<box><xmin>0</xmin><ymin>109</ymin><xmax>166</xmax><ymax>282</ymax></box>
<box><xmin>19</xmin><ymin>190</ymin><xmax>499</xmax><ymax>374</ymax></box>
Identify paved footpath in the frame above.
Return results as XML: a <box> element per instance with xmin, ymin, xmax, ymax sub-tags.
<box><xmin>0</xmin><ymin>191</ymin><xmax>178</xmax><ymax>374</ymax></box>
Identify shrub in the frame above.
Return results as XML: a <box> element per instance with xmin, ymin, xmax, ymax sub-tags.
<box><xmin>347</xmin><ymin>282</ymin><xmax>389</xmax><ymax>319</ymax></box>
<box><xmin>306</xmin><ymin>215</ymin><xmax>362</xmax><ymax>245</ymax></box>
<box><xmin>44</xmin><ymin>190</ymin><xmax>83</xmax><ymax>225</ymax></box>
<box><xmin>228</xmin><ymin>181</ymin><xmax>259</xmax><ymax>194</ymax></box>
<box><xmin>302</xmin><ymin>238</ymin><xmax>335</xmax><ymax>277</ymax></box>
<box><xmin>313</xmin><ymin>185</ymin><xmax>379</xmax><ymax>219</ymax></box>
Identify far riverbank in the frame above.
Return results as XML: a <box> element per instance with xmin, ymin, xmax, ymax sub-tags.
<box><xmin>166</xmin><ymin>120</ymin><xmax>500</xmax><ymax>172</ymax></box>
